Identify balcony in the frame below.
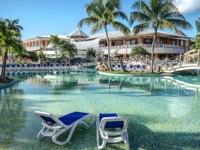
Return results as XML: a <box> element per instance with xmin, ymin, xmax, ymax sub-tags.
<box><xmin>100</xmin><ymin>44</ymin><xmax>185</xmax><ymax>55</ymax></box>
<box><xmin>25</xmin><ymin>45</ymin><xmax>44</xmax><ymax>51</ymax></box>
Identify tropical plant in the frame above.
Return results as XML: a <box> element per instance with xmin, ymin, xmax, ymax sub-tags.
<box><xmin>5</xmin><ymin>19</ymin><xmax>24</xmax><ymax>63</ymax></box>
<box><xmin>195</xmin><ymin>15</ymin><xmax>200</xmax><ymax>33</ymax></box>
<box><xmin>66</xmin><ymin>43</ymin><xmax>78</xmax><ymax>62</ymax></box>
<box><xmin>189</xmin><ymin>33</ymin><xmax>200</xmax><ymax>50</ymax></box>
<box><xmin>48</xmin><ymin>35</ymin><xmax>61</xmax><ymax>62</ymax></box>
<box><xmin>86</xmin><ymin>47</ymin><xmax>96</xmax><ymax>62</ymax></box>
<box><xmin>0</xmin><ymin>22</ymin><xmax>23</xmax><ymax>81</ymax></box>
<box><xmin>129</xmin><ymin>0</ymin><xmax>192</xmax><ymax>73</ymax></box>
<box><xmin>48</xmin><ymin>35</ymin><xmax>60</xmax><ymax>48</ymax></box>
<box><xmin>130</xmin><ymin>45</ymin><xmax>149</xmax><ymax>57</ymax></box>
<box><xmin>59</xmin><ymin>40</ymin><xmax>78</xmax><ymax>62</ymax></box>
<box><xmin>38</xmin><ymin>51</ymin><xmax>46</xmax><ymax>62</ymax></box>
<box><xmin>27</xmin><ymin>51</ymin><xmax>38</xmax><ymax>61</ymax></box>
<box><xmin>77</xmin><ymin>0</ymin><xmax>130</xmax><ymax>70</ymax></box>
<box><xmin>5</xmin><ymin>19</ymin><xmax>23</xmax><ymax>33</ymax></box>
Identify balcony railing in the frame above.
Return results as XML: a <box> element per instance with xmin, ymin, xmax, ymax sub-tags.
<box><xmin>101</xmin><ymin>44</ymin><xmax>185</xmax><ymax>54</ymax></box>
<box><xmin>25</xmin><ymin>45</ymin><xmax>44</xmax><ymax>51</ymax></box>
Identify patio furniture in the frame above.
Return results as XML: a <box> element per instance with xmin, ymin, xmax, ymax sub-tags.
<box><xmin>35</xmin><ymin>111</ymin><xmax>94</xmax><ymax>145</ymax></box>
<box><xmin>96</xmin><ymin>113</ymin><xmax>129</xmax><ymax>149</ymax></box>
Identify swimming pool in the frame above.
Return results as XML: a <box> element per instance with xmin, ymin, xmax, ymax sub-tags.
<box><xmin>0</xmin><ymin>71</ymin><xmax>200</xmax><ymax>150</ymax></box>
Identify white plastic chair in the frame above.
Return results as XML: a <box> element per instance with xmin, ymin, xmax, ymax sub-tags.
<box><xmin>111</xmin><ymin>63</ymin><xmax>117</xmax><ymax>70</ymax></box>
<box><xmin>96</xmin><ymin>113</ymin><xmax>129</xmax><ymax>149</ymax></box>
<box><xmin>6</xmin><ymin>64</ymin><xmax>11</xmax><ymax>72</ymax></box>
<box><xmin>66</xmin><ymin>63</ymin><xmax>70</xmax><ymax>69</ymax></box>
<box><xmin>49</xmin><ymin>63</ymin><xmax>54</xmax><ymax>71</ymax></box>
<box><xmin>79</xmin><ymin>62</ymin><xmax>83</xmax><ymax>68</ymax></box>
<box><xmin>26</xmin><ymin>64</ymin><xmax>31</xmax><ymax>71</ymax></box>
<box><xmin>128</xmin><ymin>64</ymin><xmax>134</xmax><ymax>71</ymax></box>
<box><xmin>32</xmin><ymin>64</ymin><xmax>37</xmax><ymax>71</ymax></box>
<box><xmin>35</xmin><ymin>111</ymin><xmax>94</xmax><ymax>145</ymax></box>
<box><xmin>61</xmin><ymin>63</ymin><xmax>66</xmax><ymax>70</ymax></box>
<box><xmin>136</xmin><ymin>64</ymin><xmax>141</xmax><ymax>71</ymax></box>
<box><xmin>55</xmin><ymin>63</ymin><xmax>60</xmax><ymax>70</ymax></box>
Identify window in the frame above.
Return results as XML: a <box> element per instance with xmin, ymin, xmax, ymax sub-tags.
<box><xmin>143</xmin><ymin>38</ymin><xmax>153</xmax><ymax>44</ymax></box>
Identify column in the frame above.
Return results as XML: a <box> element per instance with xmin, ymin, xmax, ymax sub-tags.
<box><xmin>156</xmin><ymin>37</ymin><xmax>159</xmax><ymax>44</ymax></box>
<box><xmin>183</xmin><ymin>40</ymin><xmax>186</xmax><ymax>52</ymax></box>
<box><xmin>155</xmin><ymin>53</ymin><xmax>159</xmax><ymax>58</ymax></box>
<box><xmin>139</xmin><ymin>37</ymin><xmax>143</xmax><ymax>46</ymax></box>
<box><xmin>123</xmin><ymin>38</ymin><xmax>126</xmax><ymax>46</ymax></box>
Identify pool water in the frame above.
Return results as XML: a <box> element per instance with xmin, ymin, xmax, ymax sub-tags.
<box><xmin>1</xmin><ymin>71</ymin><xmax>200</xmax><ymax>150</ymax></box>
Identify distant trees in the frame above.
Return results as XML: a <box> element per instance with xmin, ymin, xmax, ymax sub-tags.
<box><xmin>59</xmin><ymin>40</ymin><xmax>77</xmax><ymax>62</ymax></box>
<box><xmin>48</xmin><ymin>35</ymin><xmax>78</xmax><ymax>62</ymax></box>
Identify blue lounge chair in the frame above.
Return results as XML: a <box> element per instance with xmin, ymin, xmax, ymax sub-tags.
<box><xmin>35</xmin><ymin>111</ymin><xmax>94</xmax><ymax>145</ymax></box>
<box><xmin>96</xmin><ymin>113</ymin><xmax>129</xmax><ymax>149</ymax></box>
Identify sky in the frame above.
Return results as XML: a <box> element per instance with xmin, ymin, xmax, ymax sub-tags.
<box><xmin>0</xmin><ymin>0</ymin><xmax>200</xmax><ymax>40</ymax></box>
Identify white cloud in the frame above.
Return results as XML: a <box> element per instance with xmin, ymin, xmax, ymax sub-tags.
<box><xmin>174</xmin><ymin>0</ymin><xmax>200</xmax><ymax>14</ymax></box>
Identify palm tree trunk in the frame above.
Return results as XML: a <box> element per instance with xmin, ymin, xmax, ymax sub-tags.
<box><xmin>0</xmin><ymin>47</ymin><xmax>8</xmax><ymax>81</ymax></box>
<box><xmin>12</xmin><ymin>52</ymin><xmax>14</xmax><ymax>63</ymax></box>
<box><xmin>104</xmin><ymin>26</ymin><xmax>112</xmax><ymax>70</ymax></box>
<box><xmin>151</xmin><ymin>28</ymin><xmax>158</xmax><ymax>73</ymax></box>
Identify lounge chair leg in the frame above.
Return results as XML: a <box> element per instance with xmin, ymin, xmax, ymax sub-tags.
<box><xmin>124</xmin><ymin>132</ymin><xmax>129</xmax><ymax>148</ymax></box>
<box><xmin>52</xmin><ymin>121</ymin><xmax>81</xmax><ymax>145</ymax></box>
<box><xmin>37</xmin><ymin>130</ymin><xmax>45</xmax><ymax>140</ymax></box>
<box><xmin>96</xmin><ymin>123</ymin><xmax>106</xmax><ymax>149</ymax></box>
<box><xmin>97</xmin><ymin>140</ymin><xmax>106</xmax><ymax>150</ymax></box>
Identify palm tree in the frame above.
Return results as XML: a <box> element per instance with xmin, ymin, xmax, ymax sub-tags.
<box><xmin>189</xmin><ymin>33</ymin><xmax>200</xmax><ymax>50</ymax></box>
<box><xmin>48</xmin><ymin>35</ymin><xmax>60</xmax><ymax>62</ymax></box>
<box><xmin>5</xmin><ymin>19</ymin><xmax>23</xmax><ymax>63</ymax></box>
<box><xmin>5</xmin><ymin>19</ymin><xmax>23</xmax><ymax>33</ymax></box>
<box><xmin>129</xmin><ymin>0</ymin><xmax>192</xmax><ymax>73</ymax></box>
<box><xmin>66</xmin><ymin>43</ymin><xmax>77</xmax><ymax>62</ymax></box>
<box><xmin>78</xmin><ymin>0</ymin><xmax>130</xmax><ymax>70</ymax></box>
<box><xmin>86</xmin><ymin>47</ymin><xmax>96</xmax><ymax>63</ymax></box>
<box><xmin>0</xmin><ymin>22</ymin><xmax>23</xmax><ymax>81</ymax></box>
<box><xmin>59</xmin><ymin>40</ymin><xmax>77</xmax><ymax>63</ymax></box>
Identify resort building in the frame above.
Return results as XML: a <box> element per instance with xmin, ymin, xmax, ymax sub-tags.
<box><xmin>22</xmin><ymin>28</ymin><xmax>189</xmax><ymax>60</ymax></box>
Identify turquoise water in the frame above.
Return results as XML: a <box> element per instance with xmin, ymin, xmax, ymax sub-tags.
<box><xmin>1</xmin><ymin>71</ymin><xmax>200</xmax><ymax>150</ymax></box>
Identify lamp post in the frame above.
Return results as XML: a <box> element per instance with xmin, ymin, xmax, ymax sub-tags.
<box><xmin>55</xmin><ymin>49</ymin><xmax>57</xmax><ymax>63</ymax></box>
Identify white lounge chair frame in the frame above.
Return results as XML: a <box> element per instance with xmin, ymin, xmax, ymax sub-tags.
<box><xmin>96</xmin><ymin>114</ymin><xmax>129</xmax><ymax>149</ymax></box>
<box><xmin>35</xmin><ymin>111</ymin><xmax>94</xmax><ymax>145</ymax></box>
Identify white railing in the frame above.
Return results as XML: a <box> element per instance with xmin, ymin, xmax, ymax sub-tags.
<box><xmin>101</xmin><ymin>44</ymin><xmax>185</xmax><ymax>54</ymax></box>
<box><xmin>26</xmin><ymin>46</ymin><xmax>44</xmax><ymax>51</ymax></box>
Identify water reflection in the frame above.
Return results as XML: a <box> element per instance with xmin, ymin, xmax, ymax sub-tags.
<box><xmin>0</xmin><ymin>83</ymin><xmax>26</xmax><ymax>148</ymax></box>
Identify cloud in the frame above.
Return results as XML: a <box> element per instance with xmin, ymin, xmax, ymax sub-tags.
<box><xmin>174</xmin><ymin>0</ymin><xmax>200</xmax><ymax>14</ymax></box>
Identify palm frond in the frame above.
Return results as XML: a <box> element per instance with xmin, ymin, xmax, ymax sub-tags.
<box><xmin>77</xmin><ymin>17</ymin><xmax>99</xmax><ymax>28</ymax></box>
<box><xmin>161</xmin><ymin>12</ymin><xmax>185</xmax><ymax>20</ymax></box>
<box><xmin>106</xmin><ymin>0</ymin><xmax>121</xmax><ymax>11</ymax></box>
<box><xmin>102</xmin><ymin>8</ymin><xmax>115</xmax><ymax>24</ymax></box>
<box><xmin>159</xmin><ymin>20</ymin><xmax>177</xmax><ymax>30</ymax></box>
<box><xmin>85</xmin><ymin>2</ymin><xmax>102</xmax><ymax>18</ymax></box>
<box><xmin>132</xmin><ymin>22</ymin><xmax>151</xmax><ymax>34</ymax></box>
<box><xmin>166</xmin><ymin>19</ymin><xmax>192</xmax><ymax>30</ymax></box>
<box><xmin>131</xmin><ymin>0</ymin><xmax>150</xmax><ymax>13</ymax></box>
<box><xmin>91</xmin><ymin>23</ymin><xmax>102</xmax><ymax>34</ymax></box>
<box><xmin>113</xmin><ymin>11</ymin><xmax>128</xmax><ymax>21</ymax></box>
<box><xmin>112</xmin><ymin>21</ymin><xmax>130</xmax><ymax>35</ymax></box>
<box><xmin>129</xmin><ymin>11</ymin><xmax>152</xmax><ymax>25</ymax></box>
